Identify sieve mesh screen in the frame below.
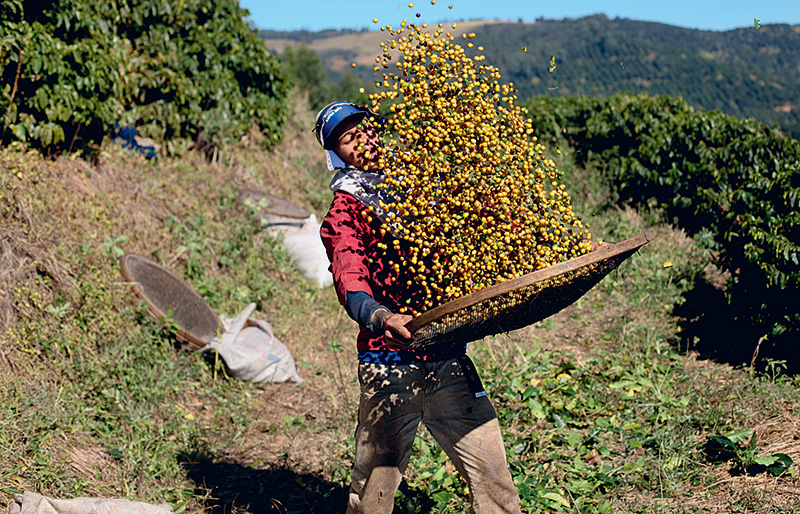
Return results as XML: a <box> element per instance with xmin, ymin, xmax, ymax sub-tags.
<box><xmin>120</xmin><ymin>254</ymin><xmax>219</xmax><ymax>349</ymax></box>
<box><xmin>406</xmin><ymin>233</ymin><xmax>653</xmax><ymax>348</ymax></box>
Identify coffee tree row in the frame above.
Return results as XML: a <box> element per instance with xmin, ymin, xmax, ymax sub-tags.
<box><xmin>525</xmin><ymin>93</ymin><xmax>799</xmax><ymax>348</ymax></box>
<box><xmin>1</xmin><ymin>0</ymin><xmax>289</xmax><ymax>155</ymax></box>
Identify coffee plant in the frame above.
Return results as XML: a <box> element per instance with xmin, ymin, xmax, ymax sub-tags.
<box><xmin>525</xmin><ymin>93</ymin><xmax>800</xmax><ymax>349</ymax></box>
<box><xmin>1</xmin><ymin>0</ymin><xmax>289</xmax><ymax>155</ymax></box>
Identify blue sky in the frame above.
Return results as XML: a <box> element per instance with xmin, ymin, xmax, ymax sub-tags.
<box><xmin>240</xmin><ymin>0</ymin><xmax>800</xmax><ymax>32</ymax></box>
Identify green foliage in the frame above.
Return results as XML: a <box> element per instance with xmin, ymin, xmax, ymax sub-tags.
<box><xmin>258</xmin><ymin>27</ymin><xmax>371</xmax><ymax>43</ymax></box>
<box><xmin>1</xmin><ymin>0</ymin><xmax>289</xmax><ymax>154</ymax></box>
<box><xmin>525</xmin><ymin>92</ymin><xmax>800</xmax><ymax>349</ymax></box>
<box><xmin>326</xmin><ymin>339</ymin><xmax>344</xmax><ymax>353</ymax></box>
<box><xmin>161</xmin><ymin>192</ymin><xmax>292</xmax><ymax>315</ymax></box>
<box><xmin>331</xmin><ymin>73</ymin><xmax>372</xmax><ymax>108</ymax></box>
<box><xmin>706</xmin><ymin>430</ymin><xmax>794</xmax><ymax>477</ymax></box>
<box><xmin>279</xmin><ymin>44</ymin><xmax>330</xmax><ymax>111</ymax></box>
<box><xmin>100</xmin><ymin>235</ymin><xmax>129</xmax><ymax>257</ymax></box>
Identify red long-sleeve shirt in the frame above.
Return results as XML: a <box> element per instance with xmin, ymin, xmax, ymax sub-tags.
<box><xmin>320</xmin><ymin>191</ymin><xmax>465</xmax><ymax>361</ymax></box>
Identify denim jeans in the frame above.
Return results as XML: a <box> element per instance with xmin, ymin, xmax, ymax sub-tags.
<box><xmin>346</xmin><ymin>356</ymin><xmax>521</xmax><ymax>514</ymax></box>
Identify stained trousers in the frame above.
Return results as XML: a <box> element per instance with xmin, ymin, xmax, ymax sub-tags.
<box><xmin>346</xmin><ymin>356</ymin><xmax>521</xmax><ymax>514</ymax></box>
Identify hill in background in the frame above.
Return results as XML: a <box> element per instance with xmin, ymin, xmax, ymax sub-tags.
<box><xmin>260</xmin><ymin>14</ymin><xmax>800</xmax><ymax>139</ymax></box>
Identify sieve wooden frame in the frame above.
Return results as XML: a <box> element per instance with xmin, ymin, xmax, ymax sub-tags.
<box><xmin>405</xmin><ymin>232</ymin><xmax>654</xmax><ymax>348</ymax></box>
<box><xmin>120</xmin><ymin>253</ymin><xmax>220</xmax><ymax>350</ymax></box>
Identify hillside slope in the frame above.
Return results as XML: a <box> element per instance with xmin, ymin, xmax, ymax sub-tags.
<box><xmin>261</xmin><ymin>14</ymin><xmax>800</xmax><ymax>138</ymax></box>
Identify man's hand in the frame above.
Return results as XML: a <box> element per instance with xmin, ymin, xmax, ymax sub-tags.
<box><xmin>383</xmin><ymin>313</ymin><xmax>414</xmax><ymax>349</ymax></box>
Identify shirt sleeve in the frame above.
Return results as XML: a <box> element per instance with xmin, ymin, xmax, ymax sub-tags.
<box><xmin>346</xmin><ymin>291</ymin><xmax>390</xmax><ymax>332</ymax></box>
<box><xmin>319</xmin><ymin>192</ymin><xmax>376</xmax><ymax>307</ymax></box>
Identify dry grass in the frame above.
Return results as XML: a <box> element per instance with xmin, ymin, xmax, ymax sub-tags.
<box><xmin>0</xmin><ymin>98</ymin><xmax>360</xmax><ymax>510</ymax></box>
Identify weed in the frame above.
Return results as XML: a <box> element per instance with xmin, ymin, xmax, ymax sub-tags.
<box><xmin>705</xmin><ymin>429</ymin><xmax>794</xmax><ymax>477</ymax></box>
<box><xmin>100</xmin><ymin>235</ymin><xmax>129</xmax><ymax>257</ymax></box>
<box><xmin>45</xmin><ymin>301</ymin><xmax>70</xmax><ymax>318</ymax></box>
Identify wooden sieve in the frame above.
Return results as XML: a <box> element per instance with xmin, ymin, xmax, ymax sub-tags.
<box><xmin>120</xmin><ymin>253</ymin><xmax>220</xmax><ymax>350</ymax></box>
<box><xmin>405</xmin><ymin>232</ymin><xmax>654</xmax><ymax>348</ymax></box>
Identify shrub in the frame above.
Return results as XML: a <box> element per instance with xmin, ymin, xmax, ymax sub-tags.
<box><xmin>525</xmin><ymin>93</ymin><xmax>800</xmax><ymax>348</ymax></box>
<box><xmin>1</xmin><ymin>0</ymin><xmax>289</xmax><ymax>155</ymax></box>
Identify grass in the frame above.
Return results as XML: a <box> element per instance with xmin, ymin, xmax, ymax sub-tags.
<box><xmin>1</xmin><ymin>95</ymin><xmax>799</xmax><ymax>513</ymax></box>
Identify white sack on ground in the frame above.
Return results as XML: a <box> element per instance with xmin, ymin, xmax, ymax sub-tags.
<box><xmin>266</xmin><ymin>214</ymin><xmax>332</xmax><ymax>289</ymax></box>
<box><xmin>9</xmin><ymin>491</ymin><xmax>173</xmax><ymax>514</ymax></box>
<box><xmin>202</xmin><ymin>303</ymin><xmax>303</xmax><ymax>384</ymax></box>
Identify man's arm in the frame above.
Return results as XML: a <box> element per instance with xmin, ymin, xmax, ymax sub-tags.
<box><xmin>319</xmin><ymin>193</ymin><xmax>376</xmax><ymax>305</ymax></box>
<box><xmin>345</xmin><ymin>291</ymin><xmax>391</xmax><ymax>332</ymax></box>
<box><xmin>346</xmin><ymin>291</ymin><xmax>412</xmax><ymax>349</ymax></box>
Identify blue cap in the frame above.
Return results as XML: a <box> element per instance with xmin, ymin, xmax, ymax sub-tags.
<box><xmin>314</xmin><ymin>101</ymin><xmax>368</xmax><ymax>150</ymax></box>
<box><xmin>313</xmin><ymin>101</ymin><xmax>388</xmax><ymax>170</ymax></box>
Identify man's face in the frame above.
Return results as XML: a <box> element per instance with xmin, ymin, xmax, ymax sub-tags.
<box><xmin>333</xmin><ymin>118</ymin><xmax>381</xmax><ymax>170</ymax></box>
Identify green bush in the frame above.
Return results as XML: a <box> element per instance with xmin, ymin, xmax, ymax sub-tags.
<box><xmin>1</xmin><ymin>0</ymin><xmax>289</xmax><ymax>154</ymax></box>
<box><xmin>525</xmin><ymin>93</ymin><xmax>800</xmax><ymax>347</ymax></box>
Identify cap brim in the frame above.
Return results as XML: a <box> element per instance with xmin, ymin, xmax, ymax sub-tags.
<box><xmin>323</xmin><ymin>111</ymin><xmax>367</xmax><ymax>150</ymax></box>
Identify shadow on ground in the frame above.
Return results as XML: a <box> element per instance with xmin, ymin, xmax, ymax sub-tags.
<box><xmin>179</xmin><ymin>453</ymin><xmax>347</xmax><ymax>513</ymax></box>
<box><xmin>673</xmin><ymin>280</ymin><xmax>799</xmax><ymax>375</ymax></box>
<box><xmin>179</xmin><ymin>453</ymin><xmax>436</xmax><ymax>514</ymax></box>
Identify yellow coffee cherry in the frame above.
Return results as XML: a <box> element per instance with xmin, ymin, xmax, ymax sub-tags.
<box><xmin>362</xmin><ymin>19</ymin><xmax>592</xmax><ymax>314</ymax></box>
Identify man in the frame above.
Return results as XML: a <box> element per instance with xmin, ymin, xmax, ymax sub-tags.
<box><xmin>316</xmin><ymin>101</ymin><xmax>521</xmax><ymax>514</ymax></box>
